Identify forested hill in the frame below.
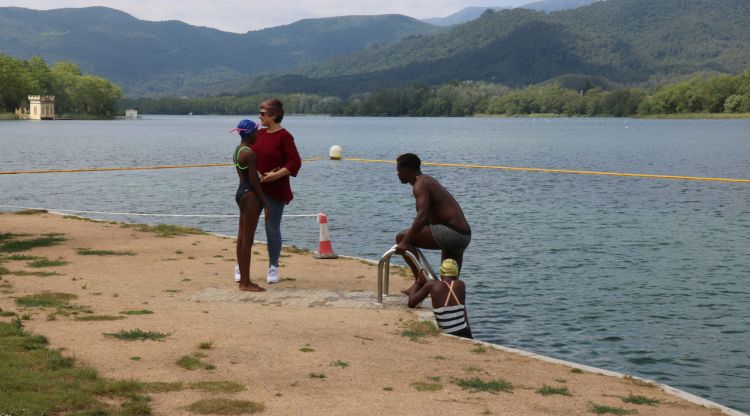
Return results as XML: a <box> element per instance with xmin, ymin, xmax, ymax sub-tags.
<box><xmin>423</xmin><ymin>1</ymin><xmax>600</xmax><ymax>26</ymax></box>
<box><xmin>0</xmin><ymin>7</ymin><xmax>441</xmax><ymax>96</ymax></box>
<box><xmin>521</xmin><ymin>0</ymin><xmax>600</xmax><ymax>13</ymax></box>
<box><xmin>255</xmin><ymin>0</ymin><xmax>750</xmax><ymax>96</ymax></box>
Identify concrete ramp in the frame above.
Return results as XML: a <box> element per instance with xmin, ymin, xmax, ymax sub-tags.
<box><xmin>188</xmin><ymin>287</ymin><xmax>408</xmax><ymax>309</ymax></box>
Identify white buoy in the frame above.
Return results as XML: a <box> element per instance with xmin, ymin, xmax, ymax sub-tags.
<box><xmin>329</xmin><ymin>145</ymin><xmax>342</xmax><ymax>160</ymax></box>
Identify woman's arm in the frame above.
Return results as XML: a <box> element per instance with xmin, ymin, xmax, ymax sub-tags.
<box><xmin>261</xmin><ymin>131</ymin><xmax>301</xmax><ymax>182</ymax></box>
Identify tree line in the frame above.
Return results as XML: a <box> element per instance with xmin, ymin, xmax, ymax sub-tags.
<box><xmin>0</xmin><ymin>54</ymin><xmax>122</xmax><ymax>116</ymax></box>
<box><xmin>121</xmin><ymin>70</ymin><xmax>750</xmax><ymax>117</ymax></box>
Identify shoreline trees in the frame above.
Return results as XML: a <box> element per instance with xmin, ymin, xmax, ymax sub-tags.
<box><xmin>118</xmin><ymin>70</ymin><xmax>750</xmax><ymax>118</ymax></box>
<box><xmin>0</xmin><ymin>54</ymin><xmax>122</xmax><ymax>117</ymax></box>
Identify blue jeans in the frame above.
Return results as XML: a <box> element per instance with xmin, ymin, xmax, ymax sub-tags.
<box><xmin>262</xmin><ymin>194</ymin><xmax>285</xmax><ymax>267</ymax></box>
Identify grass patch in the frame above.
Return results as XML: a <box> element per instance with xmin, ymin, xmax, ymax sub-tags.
<box><xmin>623</xmin><ymin>375</ymin><xmax>657</xmax><ymax>388</ymax></box>
<box><xmin>410</xmin><ymin>381</ymin><xmax>443</xmax><ymax>392</ymax></box>
<box><xmin>589</xmin><ymin>403</ymin><xmax>637</xmax><ymax>414</ymax></box>
<box><xmin>536</xmin><ymin>384</ymin><xmax>572</xmax><ymax>396</ymax></box>
<box><xmin>199</xmin><ymin>341</ymin><xmax>214</xmax><ymax>350</ymax></box>
<box><xmin>330</xmin><ymin>360</ymin><xmax>349</xmax><ymax>368</ymax></box>
<box><xmin>15</xmin><ymin>209</ymin><xmax>48</xmax><ymax>215</ymax></box>
<box><xmin>309</xmin><ymin>372</ymin><xmax>326</xmax><ymax>379</ymax></box>
<box><xmin>132</xmin><ymin>223</ymin><xmax>206</xmax><ymax>237</ymax></box>
<box><xmin>63</xmin><ymin>215</ymin><xmax>98</xmax><ymax>222</ymax></box>
<box><xmin>47</xmin><ymin>302</ymin><xmax>94</xmax><ymax>320</ymax></box>
<box><xmin>10</xmin><ymin>270</ymin><xmax>61</xmax><ymax>277</ymax></box>
<box><xmin>76</xmin><ymin>247</ymin><xmax>136</xmax><ymax>256</ymax></box>
<box><xmin>0</xmin><ymin>232</ymin><xmax>29</xmax><ymax>242</ymax></box>
<box><xmin>299</xmin><ymin>344</ymin><xmax>314</xmax><ymax>352</ymax></box>
<box><xmin>120</xmin><ymin>309</ymin><xmax>154</xmax><ymax>315</ymax></box>
<box><xmin>27</xmin><ymin>258</ymin><xmax>68</xmax><ymax>268</ymax></box>
<box><xmin>15</xmin><ymin>292</ymin><xmax>77</xmax><ymax>308</ymax></box>
<box><xmin>571</xmin><ymin>368</ymin><xmax>584</xmax><ymax>374</ymax></box>
<box><xmin>453</xmin><ymin>377</ymin><xmax>513</xmax><ymax>394</ymax></box>
<box><xmin>177</xmin><ymin>355</ymin><xmax>203</xmax><ymax>370</ymax></box>
<box><xmin>284</xmin><ymin>245</ymin><xmax>309</xmax><ymax>254</ymax></box>
<box><xmin>0</xmin><ymin>308</ymin><xmax>17</xmax><ymax>317</ymax></box>
<box><xmin>189</xmin><ymin>381</ymin><xmax>245</xmax><ymax>393</ymax></box>
<box><xmin>401</xmin><ymin>320</ymin><xmax>440</xmax><ymax>341</ymax></box>
<box><xmin>186</xmin><ymin>398</ymin><xmax>265</xmax><ymax>414</ymax></box>
<box><xmin>177</xmin><ymin>353</ymin><xmax>214</xmax><ymax>370</ymax></box>
<box><xmin>622</xmin><ymin>394</ymin><xmax>660</xmax><ymax>406</ymax></box>
<box><xmin>1</xmin><ymin>254</ymin><xmax>38</xmax><ymax>260</ymax></box>
<box><xmin>0</xmin><ymin>321</ymin><xmax>156</xmax><ymax>415</ymax></box>
<box><xmin>0</xmin><ymin>235</ymin><xmax>66</xmax><ymax>253</ymax></box>
<box><xmin>142</xmin><ymin>381</ymin><xmax>184</xmax><ymax>393</ymax></box>
<box><xmin>105</xmin><ymin>329</ymin><xmax>170</xmax><ymax>341</ymax></box>
<box><xmin>75</xmin><ymin>315</ymin><xmax>126</xmax><ymax>321</ymax></box>
<box><xmin>471</xmin><ymin>344</ymin><xmax>487</xmax><ymax>354</ymax></box>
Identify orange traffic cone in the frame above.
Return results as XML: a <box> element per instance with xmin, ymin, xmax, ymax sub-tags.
<box><xmin>313</xmin><ymin>212</ymin><xmax>338</xmax><ymax>259</ymax></box>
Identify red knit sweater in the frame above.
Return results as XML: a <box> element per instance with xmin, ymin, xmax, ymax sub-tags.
<box><xmin>251</xmin><ymin>128</ymin><xmax>301</xmax><ymax>204</ymax></box>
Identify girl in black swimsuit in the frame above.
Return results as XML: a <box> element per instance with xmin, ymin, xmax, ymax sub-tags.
<box><xmin>231</xmin><ymin>119</ymin><xmax>270</xmax><ymax>292</ymax></box>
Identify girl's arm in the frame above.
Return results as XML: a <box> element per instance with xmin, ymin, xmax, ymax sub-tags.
<box><xmin>407</xmin><ymin>276</ymin><xmax>432</xmax><ymax>308</ymax></box>
<box><xmin>244</xmin><ymin>150</ymin><xmax>271</xmax><ymax>221</ymax></box>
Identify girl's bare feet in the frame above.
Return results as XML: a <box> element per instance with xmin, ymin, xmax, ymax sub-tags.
<box><xmin>239</xmin><ymin>282</ymin><xmax>266</xmax><ymax>292</ymax></box>
<box><xmin>401</xmin><ymin>270</ymin><xmax>427</xmax><ymax>295</ymax></box>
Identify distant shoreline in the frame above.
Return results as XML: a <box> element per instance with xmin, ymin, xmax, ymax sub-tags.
<box><xmin>4</xmin><ymin>112</ymin><xmax>750</xmax><ymax>121</ymax></box>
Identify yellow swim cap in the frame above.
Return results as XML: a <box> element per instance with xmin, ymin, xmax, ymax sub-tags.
<box><xmin>440</xmin><ymin>259</ymin><xmax>459</xmax><ymax>277</ymax></box>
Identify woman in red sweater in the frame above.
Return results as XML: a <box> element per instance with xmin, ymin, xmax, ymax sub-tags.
<box><xmin>253</xmin><ymin>99</ymin><xmax>302</xmax><ymax>283</ymax></box>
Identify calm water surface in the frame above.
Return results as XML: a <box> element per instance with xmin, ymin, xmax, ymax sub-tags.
<box><xmin>1</xmin><ymin>116</ymin><xmax>749</xmax><ymax>412</ymax></box>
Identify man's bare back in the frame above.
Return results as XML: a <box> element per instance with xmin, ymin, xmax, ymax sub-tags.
<box><xmin>413</xmin><ymin>174</ymin><xmax>470</xmax><ymax>233</ymax></box>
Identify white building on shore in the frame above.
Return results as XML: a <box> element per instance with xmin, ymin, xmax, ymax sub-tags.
<box><xmin>27</xmin><ymin>95</ymin><xmax>55</xmax><ymax>120</ymax></box>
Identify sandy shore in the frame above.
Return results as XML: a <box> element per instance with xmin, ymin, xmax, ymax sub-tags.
<box><xmin>0</xmin><ymin>211</ymin><xmax>735</xmax><ymax>415</ymax></box>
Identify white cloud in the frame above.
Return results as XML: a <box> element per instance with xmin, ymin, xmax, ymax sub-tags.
<box><xmin>0</xmin><ymin>0</ymin><xmax>531</xmax><ymax>32</ymax></box>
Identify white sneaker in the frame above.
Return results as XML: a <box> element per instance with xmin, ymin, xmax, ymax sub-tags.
<box><xmin>266</xmin><ymin>265</ymin><xmax>279</xmax><ymax>284</ymax></box>
<box><xmin>234</xmin><ymin>264</ymin><xmax>240</xmax><ymax>283</ymax></box>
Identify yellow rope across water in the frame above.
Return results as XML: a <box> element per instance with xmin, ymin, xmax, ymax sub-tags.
<box><xmin>344</xmin><ymin>158</ymin><xmax>750</xmax><ymax>184</ymax></box>
<box><xmin>0</xmin><ymin>158</ymin><xmax>322</xmax><ymax>175</ymax></box>
<box><xmin>2</xmin><ymin>156</ymin><xmax>748</xmax><ymax>183</ymax></box>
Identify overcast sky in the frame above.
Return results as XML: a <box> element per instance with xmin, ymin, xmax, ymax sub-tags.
<box><xmin>0</xmin><ymin>0</ymin><xmax>533</xmax><ymax>32</ymax></box>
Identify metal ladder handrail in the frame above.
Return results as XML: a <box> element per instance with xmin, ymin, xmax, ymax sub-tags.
<box><xmin>377</xmin><ymin>244</ymin><xmax>438</xmax><ymax>304</ymax></box>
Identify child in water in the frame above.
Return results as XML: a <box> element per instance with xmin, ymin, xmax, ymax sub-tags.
<box><xmin>407</xmin><ymin>258</ymin><xmax>473</xmax><ymax>339</ymax></box>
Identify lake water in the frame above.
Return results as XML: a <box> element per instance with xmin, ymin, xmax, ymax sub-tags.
<box><xmin>1</xmin><ymin>116</ymin><xmax>749</xmax><ymax>412</ymax></box>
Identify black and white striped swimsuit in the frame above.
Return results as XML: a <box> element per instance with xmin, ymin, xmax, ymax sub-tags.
<box><xmin>433</xmin><ymin>281</ymin><xmax>473</xmax><ymax>339</ymax></box>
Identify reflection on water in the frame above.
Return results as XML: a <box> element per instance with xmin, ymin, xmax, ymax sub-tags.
<box><xmin>1</xmin><ymin>116</ymin><xmax>749</xmax><ymax>412</ymax></box>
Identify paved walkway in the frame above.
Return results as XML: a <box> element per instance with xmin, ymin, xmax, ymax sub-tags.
<box><xmin>188</xmin><ymin>287</ymin><xmax>409</xmax><ymax>309</ymax></box>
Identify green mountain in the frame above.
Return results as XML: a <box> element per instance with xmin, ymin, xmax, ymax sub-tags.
<box><xmin>521</xmin><ymin>0</ymin><xmax>601</xmax><ymax>13</ymax></box>
<box><xmin>254</xmin><ymin>0</ymin><xmax>750</xmax><ymax>96</ymax></box>
<box><xmin>0</xmin><ymin>7</ymin><xmax>441</xmax><ymax>96</ymax></box>
<box><xmin>423</xmin><ymin>1</ymin><xmax>599</xmax><ymax>26</ymax></box>
<box><xmin>423</xmin><ymin>7</ymin><xmax>507</xmax><ymax>26</ymax></box>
